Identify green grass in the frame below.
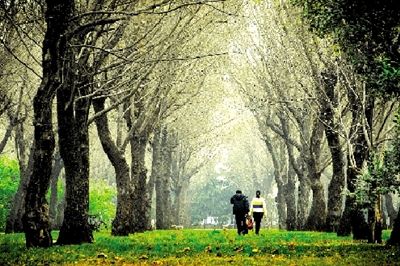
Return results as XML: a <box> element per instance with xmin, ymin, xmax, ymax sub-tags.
<box><xmin>1</xmin><ymin>229</ymin><xmax>399</xmax><ymax>265</ymax></box>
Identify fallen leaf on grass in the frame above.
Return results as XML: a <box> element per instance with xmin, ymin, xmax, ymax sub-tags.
<box><xmin>182</xmin><ymin>247</ymin><xmax>191</xmax><ymax>252</ymax></box>
<box><xmin>234</xmin><ymin>246</ymin><xmax>243</xmax><ymax>252</ymax></box>
<box><xmin>252</xmin><ymin>248</ymin><xmax>259</xmax><ymax>253</ymax></box>
<box><xmin>139</xmin><ymin>255</ymin><xmax>149</xmax><ymax>260</ymax></box>
<box><xmin>97</xmin><ymin>253</ymin><xmax>107</xmax><ymax>258</ymax></box>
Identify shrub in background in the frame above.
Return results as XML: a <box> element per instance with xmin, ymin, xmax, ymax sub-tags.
<box><xmin>0</xmin><ymin>156</ymin><xmax>19</xmax><ymax>232</ymax></box>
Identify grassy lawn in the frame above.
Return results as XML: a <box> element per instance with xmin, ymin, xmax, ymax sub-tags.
<box><xmin>1</xmin><ymin>229</ymin><xmax>399</xmax><ymax>265</ymax></box>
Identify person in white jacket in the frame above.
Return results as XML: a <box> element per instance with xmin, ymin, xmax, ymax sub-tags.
<box><xmin>250</xmin><ymin>190</ymin><xmax>267</xmax><ymax>235</ymax></box>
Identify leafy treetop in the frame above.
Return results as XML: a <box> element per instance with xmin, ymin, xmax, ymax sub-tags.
<box><xmin>291</xmin><ymin>0</ymin><xmax>400</xmax><ymax>97</ymax></box>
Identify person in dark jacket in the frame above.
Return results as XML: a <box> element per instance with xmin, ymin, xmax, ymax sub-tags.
<box><xmin>230</xmin><ymin>190</ymin><xmax>249</xmax><ymax>235</ymax></box>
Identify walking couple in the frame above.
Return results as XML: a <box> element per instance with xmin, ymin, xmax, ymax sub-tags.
<box><xmin>230</xmin><ymin>190</ymin><xmax>267</xmax><ymax>235</ymax></box>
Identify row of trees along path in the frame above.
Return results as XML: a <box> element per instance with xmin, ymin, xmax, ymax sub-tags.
<box><xmin>0</xmin><ymin>0</ymin><xmax>399</xmax><ymax>248</ymax></box>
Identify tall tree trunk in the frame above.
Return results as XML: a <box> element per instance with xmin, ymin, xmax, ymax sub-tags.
<box><xmin>368</xmin><ymin>195</ymin><xmax>383</xmax><ymax>243</ymax></box>
<box><xmin>56</xmin><ymin>74</ymin><xmax>93</xmax><ymax>244</ymax></box>
<box><xmin>388</xmin><ymin>206</ymin><xmax>400</xmax><ymax>245</ymax></box>
<box><xmin>154</xmin><ymin>129</ymin><xmax>165</xmax><ymax>229</ymax></box>
<box><xmin>0</xmin><ymin>122</ymin><xmax>13</xmax><ymax>154</ymax></box>
<box><xmin>23</xmin><ymin>95</ymin><xmax>55</xmax><ymax>248</ymax></box>
<box><xmin>385</xmin><ymin>194</ymin><xmax>397</xmax><ymax>228</ymax></box>
<box><xmin>285</xmin><ymin>165</ymin><xmax>297</xmax><ymax>231</ymax></box>
<box><xmin>297</xmin><ymin>175</ymin><xmax>310</xmax><ymax>230</ymax></box>
<box><xmin>304</xmin><ymin>180</ymin><xmax>326</xmax><ymax>231</ymax></box>
<box><xmin>160</xmin><ymin>128</ymin><xmax>172</xmax><ymax>229</ymax></box>
<box><xmin>321</xmin><ymin>71</ymin><xmax>345</xmax><ymax>232</ymax></box>
<box><xmin>304</xmin><ymin>119</ymin><xmax>326</xmax><ymax>231</ymax></box>
<box><xmin>55</xmin><ymin>191</ymin><xmax>65</xmax><ymax>231</ymax></box>
<box><xmin>145</xmin><ymin>130</ymin><xmax>159</xmax><ymax>230</ymax></box>
<box><xmin>49</xmin><ymin>152</ymin><xmax>63</xmax><ymax>229</ymax></box>
<box><xmin>155</xmin><ymin>170</ymin><xmax>165</xmax><ymax>229</ymax></box>
<box><xmin>170</xmin><ymin>136</ymin><xmax>180</xmax><ymax>226</ymax></box>
<box><xmin>276</xmin><ymin>178</ymin><xmax>287</xmax><ymax>229</ymax></box>
<box><xmin>174</xmin><ymin>186</ymin><xmax>183</xmax><ymax>225</ymax></box>
<box><xmin>264</xmin><ymin>137</ymin><xmax>287</xmax><ymax>229</ymax></box>
<box><xmin>146</xmin><ymin>170</ymin><xmax>156</xmax><ymax>230</ymax></box>
<box><xmin>93</xmin><ymin>97</ymin><xmax>132</xmax><ymax>236</ymax></box>
<box><xmin>23</xmin><ymin>0</ymin><xmax>73</xmax><ymax>248</ymax></box>
<box><xmin>337</xmin><ymin>165</ymin><xmax>368</xmax><ymax>238</ymax></box>
<box><xmin>130</xmin><ymin>132</ymin><xmax>150</xmax><ymax>233</ymax></box>
<box><xmin>180</xmin><ymin>185</ymin><xmax>191</xmax><ymax>227</ymax></box>
<box><xmin>338</xmin><ymin>92</ymin><xmax>372</xmax><ymax>239</ymax></box>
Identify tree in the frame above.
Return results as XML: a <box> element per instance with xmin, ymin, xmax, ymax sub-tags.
<box><xmin>23</xmin><ymin>0</ymin><xmax>74</xmax><ymax>248</ymax></box>
<box><xmin>291</xmin><ymin>0</ymin><xmax>400</xmax><ymax>244</ymax></box>
<box><xmin>291</xmin><ymin>0</ymin><xmax>400</xmax><ymax>97</ymax></box>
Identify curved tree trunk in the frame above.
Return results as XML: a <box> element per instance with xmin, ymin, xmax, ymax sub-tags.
<box><xmin>23</xmin><ymin>95</ymin><xmax>55</xmax><ymax>248</ymax></box>
<box><xmin>93</xmin><ymin>97</ymin><xmax>133</xmax><ymax>236</ymax></box>
<box><xmin>23</xmin><ymin>0</ymin><xmax>73</xmax><ymax>248</ymax></box>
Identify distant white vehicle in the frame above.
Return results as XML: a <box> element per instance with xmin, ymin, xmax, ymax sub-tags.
<box><xmin>199</xmin><ymin>216</ymin><xmax>219</xmax><ymax>227</ymax></box>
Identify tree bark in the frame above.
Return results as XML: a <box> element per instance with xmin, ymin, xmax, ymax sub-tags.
<box><xmin>321</xmin><ymin>71</ymin><xmax>345</xmax><ymax>232</ymax></box>
<box><xmin>160</xmin><ymin>127</ymin><xmax>172</xmax><ymax>229</ymax></box>
<box><xmin>93</xmin><ymin>97</ymin><xmax>133</xmax><ymax>236</ymax></box>
<box><xmin>23</xmin><ymin>0</ymin><xmax>73</xmax><ymax>248</ymax></box>
<box><xmin>304</xmin><ymin>119</ymin><xmax>326</xmax><ymax>231</ymax></box>
<box><xmin>388</xmin><ymin>206</ymin><xmax>400</xmax><ymax>245</ymax></box>
<box><xmin>304</xmin><ymin>180</ymin><xmax>326</xmax><ymax>231</ymax></box>
<box><xmin>130</xmin><ymin>132</ymin><xmax>150</xmax><ymax>233</ymax></box>
<box><xmin>368</xmin><ymin>195</ymin><xmax>383</xmax><ymax>243</ymax></box>
<box><xmin>337</xmin><ymin>168</ymin><xmax>368</xmax><ymax>238</ymax></box>
<box><xmin>173</xmin><ymin>186</ymin><xmax>183</xmax><ymax>225</ymax></box>
<box><xmin>49</xmin><ymin>152</ymin><xmax>63</xmax><ymax>229</ymax></box>
<box><xmin>154</xmin><ymin>128</ymin><xmax>165</xmax><ymax>229</ymax></box>
<box><xmin>264</xmin><ymin>138</ymin><xmax>287</xmax><ymax>229</ymax></box>
<box><xmin>385</xmin><ymin>194</ymin><xmax>397</xmax><ymax>228</ymax></box>
<box><xmin>297</xmin><ymin>176</ymin><xmax>310</xmax><ymax>230</ymax></box>
<box><xmin>56</xmin><ymin>73</ymin><xmax>93</xmax><ymax>244</ymax></box>
<box><xmin>145</xmin><ymin>129</ymin><xmax>160</xmax><ymax>230</ymax></box>
<box><xmin>338</xmin><ymin>91</ymin><xmax>372</xmax><ymax>239</ymax></box>
<box><xmin>285</xmin><ymin>163</ymin><xmax>297</xmax><ymax>231</ymax></box>
<box><xmin>23</xmin><ymin>96</ymin><xmax>55</xmax><ymax>248</ymax></box>
<box><xmin>0</xmin><ymin>120</ymin><xmax>13</xmax><ymax>154</ymax></box>
<box><xmin>56</xmin><ymin>192</ymin><xmax>65</xmax><ymax>230</ymax></box>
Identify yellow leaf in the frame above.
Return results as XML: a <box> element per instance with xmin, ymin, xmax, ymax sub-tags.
<box><xmin>139</xmin><ymin>254</ymin><xmax>148</xmax><ymax>260</ymax></box>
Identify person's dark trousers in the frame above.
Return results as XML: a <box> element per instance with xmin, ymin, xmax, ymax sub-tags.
<box><xmin>253</xmin><ymin>212</ymin><xmax>264</xmax><ymax>234</ymax></box>
<box><xmin>235</xmin><ymin>213</ymin><xmax>247</xmax><ymax>235</ymax></box>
